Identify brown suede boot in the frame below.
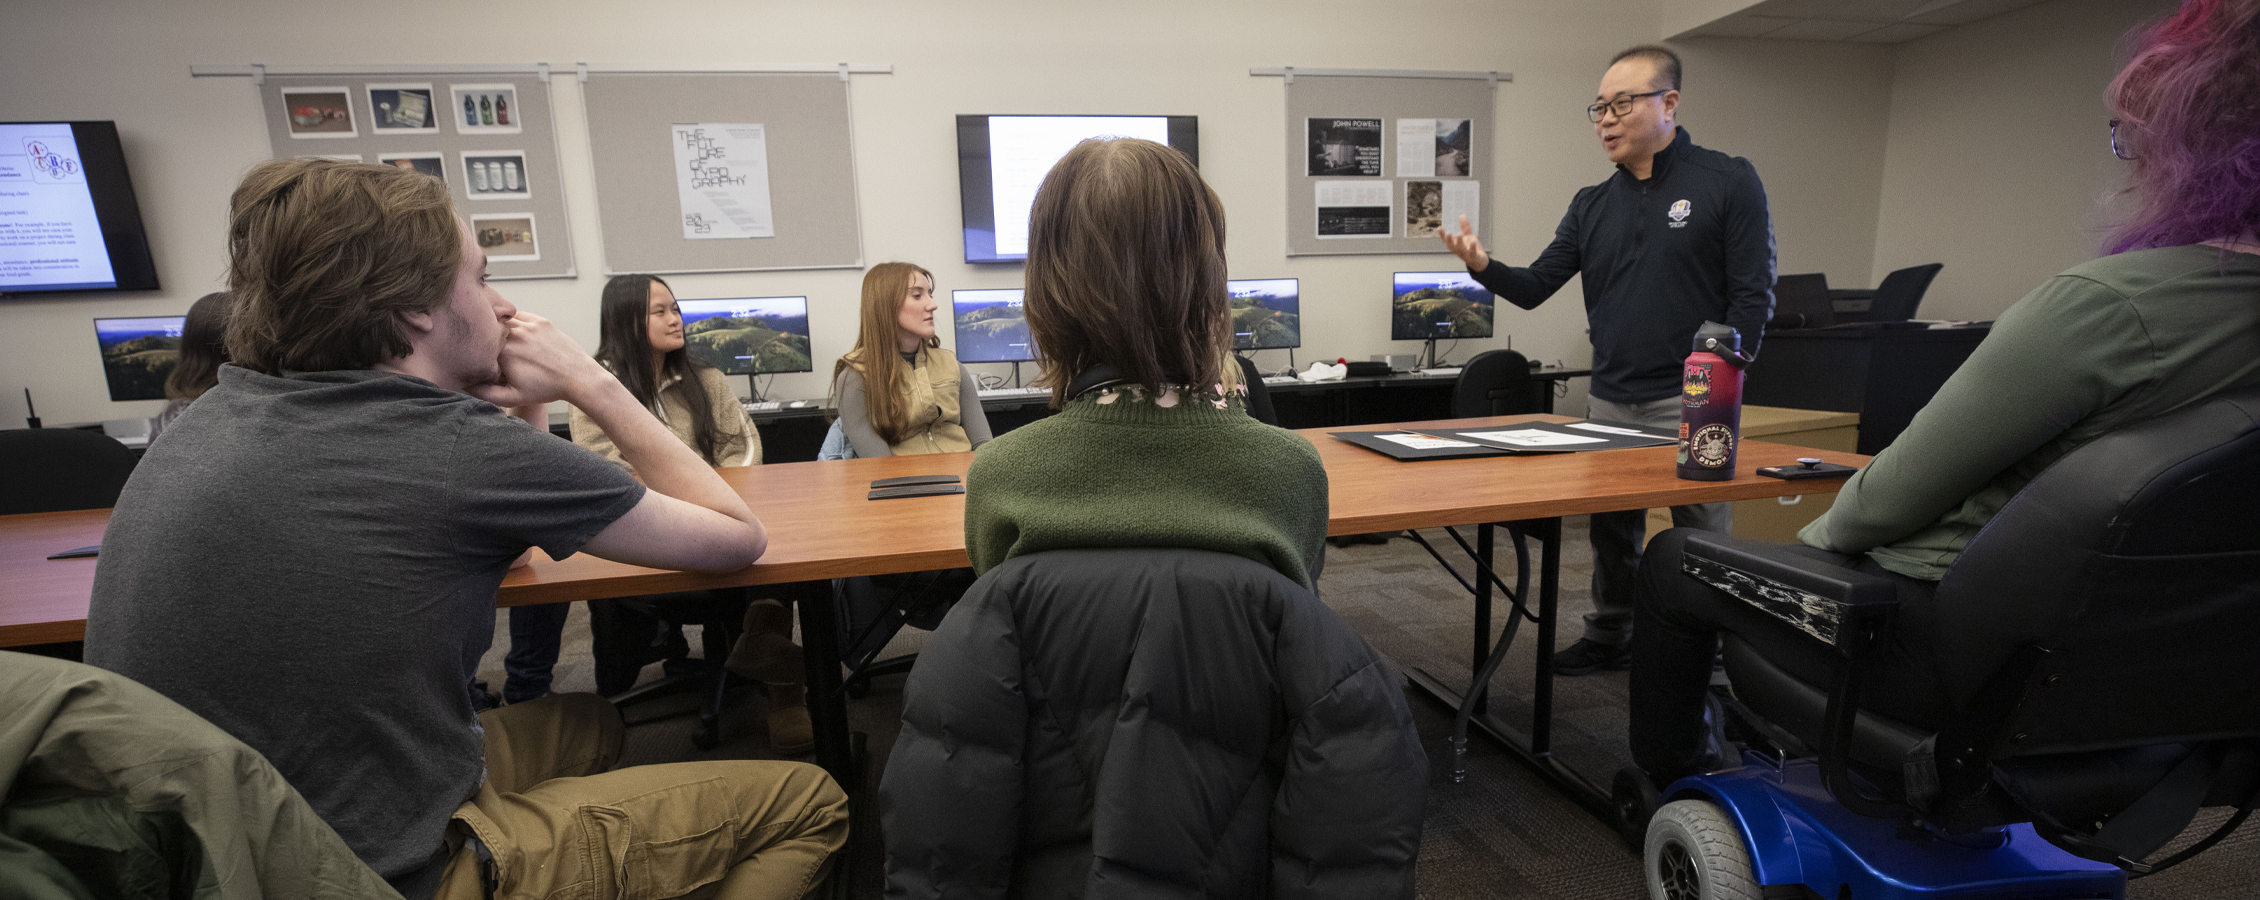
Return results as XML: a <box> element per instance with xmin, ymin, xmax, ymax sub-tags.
<box><xmin>730</xmin><ymin>600</ymin><xmax>814</xmax><ymax>755</ymax></box>
<box><xmin>763</xmin><ymin>682</ymin><xmax>815</xmax><ymax>756</ymax></box>
<box><xmin>727</xmin><ymin>600</ymin><xmax>803</xmax><ymax>682</ymax></box>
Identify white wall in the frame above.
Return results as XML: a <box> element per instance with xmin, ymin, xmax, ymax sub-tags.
<box><xmin>1868</xmin><ymin>0</ymin><xmax>2171</xmax><ymax>320</ymax></box>
<box><xmin>1</xmin><ymin>0</ymin><xmax>1899</xmax><ymax>427</ymax></box>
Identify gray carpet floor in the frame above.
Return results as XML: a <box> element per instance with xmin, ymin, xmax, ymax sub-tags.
<box><xmin>477</xmin><ymin>516</ymin><xmax>2257</xmax><ymax>898</ymax></box>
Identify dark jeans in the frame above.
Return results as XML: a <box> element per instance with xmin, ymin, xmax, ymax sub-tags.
<box><xmin>504</xmin><ymin>603</ymin><xmax>572</xmax><ymax>704</ymax></box>
<box><xmin>1583</xmin><ymin>395</ymin><xmax>1732</xmax><ymax>647</ymax></box>
<box><xmin>1627</xmin><ymin>528</ymin><xmax>1956</xmax><ymax>784</ymax></box>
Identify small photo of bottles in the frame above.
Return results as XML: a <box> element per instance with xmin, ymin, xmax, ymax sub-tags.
<box><xmin>460</xmin><ymin>152</ymin><xmax>531</xmax><ymax>200</ymax></box>
<box><xmin>450</xmin><ymin>85</ymin><xmax>521</xmax><ymax>134</ymax></box>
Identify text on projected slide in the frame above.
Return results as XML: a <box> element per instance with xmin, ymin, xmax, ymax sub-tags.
<box><xmin>986</xmin><ymin>116</ymin><xmax>1170</xmax><ymax>258</ymax></box>
<box><xmin>0</xmin><ymin>124</ymin><xmax>118</xmax><ymax>291</ymax></box>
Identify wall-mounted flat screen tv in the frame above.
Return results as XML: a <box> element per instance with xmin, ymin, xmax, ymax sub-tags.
<box><xmin>1391</xmin><ymin>271</ymin><xmax>1496</xmax><ymax>340</ymax></box>
<box><xmin>676</xmin><ymin>296</ymin><xmax>813</xmax><ymax>375</ymax></box>
<box><xmin>1226</xmin><ymin>278</ymin><xmax>1301</xmax><ymax>350</ymax></box>
<box><xmin>956</xmin><ymin>114</ymin><xmax>1198</xmax><ymax>264</ymax></box>
<box><xmin>2</xmin><ymin>122</ymin><xmax>159</xmax><ymax>296</ymax></box>
<box><xmin>94</xmin><ymin>315</ymin><xmax>184</xmax><ymax>401</ymax></box>
<box><xmin>951</xmin><ymin>289</ymin><xmax>1035</xmax><ymax>363</ymax></box>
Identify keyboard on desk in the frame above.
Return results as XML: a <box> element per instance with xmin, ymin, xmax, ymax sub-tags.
<box><xmin>977</xmin><ymin>387</ymin><xmax>1051</xmax><ymax>399</ymax></box>
<box><xmin>744</xmin><ymin>401</ymin><xmax>782</xmax><ymax>412</ymax></box>
<box><xmin>1261</xmin><ymin>375</ymin><xmax>1298</xmax><ymax>386</ymax></box>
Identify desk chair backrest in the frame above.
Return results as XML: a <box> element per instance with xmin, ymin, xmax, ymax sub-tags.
<box><xmin>1930</xmin><ymin>387</ymin><xmax>2260</xmax><ymax>756</ymax></box>
<box><xmin>0</xmin><ymin>428</ymin><xmax>139</xmax><ymax>515</ymax></box>
<box><xmin>1866</xmin><ymin>263</ymin><xmax>1943</xmax><ymax>323</ymax></box>
<box><xmin>1450</xmin><ymin>349</ymin><xmax>1535</xmax><ymax>418</ymax></box>
<box><xmin>881</xmin><ymin>548</ymin><xmax>1425</xmax><ymax>899</ymax></box>
<box><xmin>1234</xmin><ymin>354</ymin><xmax>1279</xmax><ymax>426</ymax></box>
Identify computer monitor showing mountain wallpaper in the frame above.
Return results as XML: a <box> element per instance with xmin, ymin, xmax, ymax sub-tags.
<box><xmin>952</xmin><ymin>289</ymin><xmax>1035</xmax><ymax>363</ymax></box>
<box><xmin>93</xmin><ymin>315</ymin><xmax>183</xmax><ymax>401</ymax></box>
<box><xmin>1390</xmin><ymin>271</ymin><xmax>1495</xmax><ymax>341</ymax></box>
<box><xmin>1226</xmin><ymin>278</ymin><xmax>1301</xmax><ymax>350</ymax></box>
<box><xmin>675</xmin><ymin>296</ymin><xmax>813</xmax><ymax>375</ymax></box>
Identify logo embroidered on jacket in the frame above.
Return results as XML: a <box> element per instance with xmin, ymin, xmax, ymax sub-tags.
<box><xmin>1668</xmin><ymin>199</ymin><xmax>1692</xmax><ymax>229</ymax></box>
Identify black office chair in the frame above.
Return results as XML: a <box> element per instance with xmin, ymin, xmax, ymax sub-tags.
<box><xmin>1233</xmin><ymin>354</ymin><xmax>1278</xmax><ymax>426</ymax></box>
<box><xmin>1865</xmin><ymin>263</ymin><xmax>1944</xmax><ymax>323</ymax></box>
<box><xmin>1672</xmin><ymin>387</ymin><xmax>2260</xmax><ymax>873</ymax></box>
<box><xmin>592</xmin><ymin>590</ymin><xmax>751</xmax><ymax>749</ymax></box>
<box><xmin>1450</xmin><ymin>349</ymin><xmax>1537</xmax><ymax>418</ymax></box>
<box><xmin>0</xmin><ymin>428</ymin><xmax>138</xmax><ymax>514</ymax></box>
<box><xmin>834</xmin><ymin>569</ymin><xmax>974</xmax><ymax>698</ymax></box>
<box><xmin>593</xmin><ymin>580</ymin><xmax>831</xmax><ymax>750</ymax></box>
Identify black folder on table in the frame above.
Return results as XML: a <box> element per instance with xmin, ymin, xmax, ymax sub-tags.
<box><xmin>1333</xmin><ymin>419</ymin><xmax>1676</xmax><ymax>460</ymax></box>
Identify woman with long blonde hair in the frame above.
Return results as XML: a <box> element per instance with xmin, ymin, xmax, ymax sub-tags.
<box><xmin>831</xmin><ymin>262</ymin><xmax>993</xmax><ymax>456</ymax></box>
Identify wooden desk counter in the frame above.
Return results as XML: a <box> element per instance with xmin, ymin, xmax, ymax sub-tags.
<box><xmin>0</xmin><ymin>509</ymin><xmax>110</xmax><ymax>646</ymax></box>
<box><xmin>1312</xmin><ymin>414</ymin><xmax>1866</xmax><ymax>534</ymax></box>
<box><xmin>0</xmin><ymin>414</ymin><xmax>1866</xmax><ymax>646</ymax></box>
<box><xmin>501</xmin><ymin>454</ymin><xmax>979</xmax><ymax>606</ymax></box>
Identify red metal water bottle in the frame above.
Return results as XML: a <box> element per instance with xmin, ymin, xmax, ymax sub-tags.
<box><xmin>1677</xmin><ymin>321</ymin><xmax>1750</xmax><ymax>481</ymax></box>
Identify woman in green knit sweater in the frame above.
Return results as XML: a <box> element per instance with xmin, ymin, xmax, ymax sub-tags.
<box><xmin>962</xmin><ymin>137</ymin><xmax>1329</xmax><ymax>588</ymax></box>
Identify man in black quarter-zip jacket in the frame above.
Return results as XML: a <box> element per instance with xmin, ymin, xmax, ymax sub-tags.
<box><xmin>1440</xmin><ymin>44</ymin><xmax>1776</xmax><ymax>676</ymax></box>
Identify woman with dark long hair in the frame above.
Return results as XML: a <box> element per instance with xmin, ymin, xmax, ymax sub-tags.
<box><xmin>552</xmin><ymin>274</ymin><xmax>810</xmax><ymax>753</ymax></box>
<box><xmin>574</xmin><ymin>273</ymin><xmax>757</xmax><ymax>469</ymax></box>
<box><xmin>1627</xmin><ymin>0</ymin><xmax>2260</xmax><ymax>790</ymax></box>
<box><xmin>830</xmin><ymin>262</ymin><xmax>992</xmax><ymax>457</ymax></box>
<box><xmin>149</xmin><ymin>291</ymin><xmax>232</xmax><ymax>442</ymax></box>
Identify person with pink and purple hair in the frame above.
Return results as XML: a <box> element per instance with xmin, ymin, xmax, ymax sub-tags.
<box><xmin>1625</xmin><ymin>0</ymin><xmax>2260</xmax><ymax>789</ymax></box>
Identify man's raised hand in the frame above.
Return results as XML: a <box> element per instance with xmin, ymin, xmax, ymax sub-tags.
<box><xmin>1439</xmin><ymin>214</ymin><xmax>1490</xmax><ymax>271</ymax></box>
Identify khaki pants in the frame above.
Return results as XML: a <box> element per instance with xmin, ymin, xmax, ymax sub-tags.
<box><xmin>434</xmin><ymin>694</ymin><xmax>848</xmax><ymax>900</ymax></box>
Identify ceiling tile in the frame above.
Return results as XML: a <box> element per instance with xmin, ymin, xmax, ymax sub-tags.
<box><xmin>1696</xmin><ymin>14</ymin><xmax>1804</xmax><ymax>37</ymax></box>
<box><xmin>1746</xmin><ymin>0</ymin><xmax>1935</xmax><ymax>22</ymax></box>
<box><xmin>1906</xmin><ymin>0</ymin><xmax>2052</xmax><ymax>25</ymax></box>
<box><xmin>1845</xmin><ymin>21</ymin><xmax>1951</xmax><ymax>41</ymax></box>
<box><xmin>1762</xmin><ymin>17</ymin><xmax>1892</xmax><ymax>39</ymax></box>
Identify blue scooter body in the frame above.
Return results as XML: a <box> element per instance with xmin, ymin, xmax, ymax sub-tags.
<box><xmin>1666</xmin><ymin>752</ymin><xmax>2125</xmax><ymax>899</ymax></box>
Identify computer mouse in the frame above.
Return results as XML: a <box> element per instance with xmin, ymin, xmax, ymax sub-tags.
<box><xmin>787</xmin><ymin>400</ymin><xmax>810</xmax><ymax>409</ymax></box>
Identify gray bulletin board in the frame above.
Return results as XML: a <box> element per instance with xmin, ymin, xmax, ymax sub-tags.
<box><xmin>1273</xmin><ymin>70</ymin><xmax>1501</xmax><ymax>257</ymax></box>
<box><xmin>580</xmin><ymin>72</ymin><xmax>863</xmax><ymax>275</ymax></box>
<box><xmin>256</xmin><ymin>72</ymin><xmax>576</xmax><ymax>279</ymax></box>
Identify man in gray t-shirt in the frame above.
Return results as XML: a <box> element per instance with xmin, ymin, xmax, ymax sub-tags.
<box><xmin>85</xmin><ymin>158</ymin><xmax>845</xmax><ymax>900</ymax></box>
<box><xmin>89</xmin><ymin>366</ymin><xmax>643</xmax><ymax>882</ymax></box>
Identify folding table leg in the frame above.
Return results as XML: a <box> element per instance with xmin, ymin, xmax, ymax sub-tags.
<box><xmin>798</xmin><ymin>580</ymin><xmax>857</xmax><ymax>791</ymax></box>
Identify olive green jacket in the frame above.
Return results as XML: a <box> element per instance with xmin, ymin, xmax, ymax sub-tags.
<box><xmin>1802</xmin><ymin>245</ymin><xmax>2260</xmax><ymax>579</ymax></box>
<box><xmin>0</xmin><ymin>651</ymin><xmax>399</xmax><ymax>900</ymax></box>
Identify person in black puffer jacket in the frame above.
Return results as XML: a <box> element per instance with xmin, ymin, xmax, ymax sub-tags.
<box><xmin>880</xmin><ymin>548</ymin><xmax>1427</xmax><ymax>899</ymax></box>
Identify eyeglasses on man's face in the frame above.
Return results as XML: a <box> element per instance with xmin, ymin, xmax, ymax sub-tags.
<box><xmin>2109</xmin><ymin>119</ymin><xmax>2137</xmax><ymax>161</ymax></box>
<box><xmin>1588</xmin><ymin>90</ymin><xmax>1669</xmax><ymax>124</ymax></box>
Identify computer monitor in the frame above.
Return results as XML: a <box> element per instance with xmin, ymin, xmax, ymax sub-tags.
<box><xmin>675</xmin><ymin>296</ymin><xmax>812</xmax><ymax>375</ymax></box>
<box><xmin>952</xmin><ymin>289</ymin><xmax>1035</xmax><ymax>363</ymax></box>
<box><xmin>956</xmin><ymin>114</ymin><xmax>1200</xmax><ymax>264</ymax></box>
<box><xmin>3</xmin><ymin>122</ymin><xmax>161</xmax><ymax>297</ymax></box>
<box><xmin>93</xmin><ymin>315</ymin><xmax>184</xmax><ymax>401</ymax></box>
<box><xmin>1391</xmin><ymin>272</ymin><xmax>1496</xmax><ymax>340</ymax></box>
<box><xmin>1226</xmin><ymin>278</ymin><xmax>1301</xmax><ymax>350</ymax></box>
<box><xmin>1769</xmin><ymin>273</ymin><xmax>1835</xmax><ymax>330</ymax></box>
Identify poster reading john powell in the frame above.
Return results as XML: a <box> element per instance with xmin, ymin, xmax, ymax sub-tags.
<box><xmin>1307</xmin><ymin>117</ymin><xmax>1382</xmax><ymax>177</ymax></box>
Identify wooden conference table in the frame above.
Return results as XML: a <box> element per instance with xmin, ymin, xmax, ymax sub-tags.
<box><xmin>0</xmin><ymin>413</ymin><xmax>1865</xmax><ymax>800</ymax></box>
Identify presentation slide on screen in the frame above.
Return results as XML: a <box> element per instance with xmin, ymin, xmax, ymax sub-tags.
<box><xmin>987</xmin><ymin>116</ymin><xmax>1170</xmax><ymax>258</ymax></box>
<box><xmin>0</xmin><ymin>124</ymin><xmax>117</xmax><ymax>292</ymax></box>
